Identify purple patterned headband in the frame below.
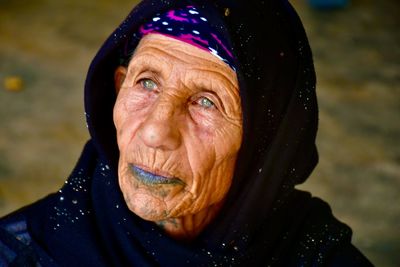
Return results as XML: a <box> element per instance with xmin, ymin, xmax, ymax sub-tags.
<box><xmin>124</xmin><ymin>5</ymin><xmax>237</xmax><ymax>71</ymax></box>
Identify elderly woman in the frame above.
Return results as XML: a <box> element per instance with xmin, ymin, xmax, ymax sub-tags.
<box><xmin>0</xmin><ymin>0</ymin><xmax>372</xmax><ymax>266</ymax></box>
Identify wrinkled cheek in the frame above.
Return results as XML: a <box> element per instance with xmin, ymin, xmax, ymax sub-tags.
<box><xmin>215</xmin><ymin>129</ymin><xmax>242</xmax><ymax>158</ymax></box>
<box><xmin>205</xmin><ymin>153</ymin><xmax>238</xmax><ymax>200</ymax></box>
<box><xmin>113</xmin><ymin>96</ymin><xmax>139</xmax><ymax>148</ymax></box>
<box><xmin>113</xmin><ymin>104</ymin><xmax>126</xmax><ymax>148</ymax></box>
<box><xmin>115</xmin><ymin>119</ymin><xmax>141</xmax><ymax>154</ymax></box>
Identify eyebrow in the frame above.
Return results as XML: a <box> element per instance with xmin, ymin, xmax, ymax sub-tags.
<box><xmin>128</xmin><ymin>53</ymin><xmax>171</xmax><ymax>79</ymax></box>
<box><xmin>184</xmin><ymin>68</ymin><xmax>239</xmax><ymax>99</ymax></box>
<box><xmin>195</xmin><ymin>68</ymin><xmax>238</xmax><ymax>90</ymax></box>
<box><xmin>184</xmin><ymin>69</ymin><xmax>241</xmax><ymax>114</ymax></box>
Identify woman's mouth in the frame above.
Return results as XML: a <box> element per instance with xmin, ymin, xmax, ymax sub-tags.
<box><xmin>129</xmin><ymin>164</ymin><xmax>185</xmax><ymax>185</ymax></box>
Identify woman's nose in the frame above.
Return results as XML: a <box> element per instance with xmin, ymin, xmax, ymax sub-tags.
<box><xmin>138</xmin><ymin>101</ymin><xmax>182</xmax><ymax>151</ymax></box>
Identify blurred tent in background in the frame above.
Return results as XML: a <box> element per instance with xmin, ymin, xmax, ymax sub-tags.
<box><xmin>0</xmin><ymin>0</ymin><xmax>399</xmax><ymax>266</ymax></box>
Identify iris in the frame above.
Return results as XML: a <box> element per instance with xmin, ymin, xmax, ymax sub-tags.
<box><xmin>141</xmin><ymin>79</ymin><xmax>157</xmax><ymax>91</ymax></box>
<box><xmin>199</xmin><ymin>97</ymin><xmax>214</xmax><ymax>108</ymax></box>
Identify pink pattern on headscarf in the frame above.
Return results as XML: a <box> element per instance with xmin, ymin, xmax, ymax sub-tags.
<box><xmin>130</xmin><ymin>4</ymin><xmax>236</xmax><ymax>71</ymax></box>
<box><xmin>144</xmin><ymin>33</ymin><xmax>209</xmax><ymax>54</ymax></box>
<box><xmin>179</xmin><ymin>33</ymin><xmax>209</xmax><ymax>46</ymax></box>
<box><xmin>139</xmin><ymin>25</ymin><xmax>154</xmax><ymax>35</ymax></box>
<box><xmin>211</xmin><ymin>33</ymin><xmax>234</xmax><ymax>58</ymax></box>
<box><xmin>167</xmin><ymin>10</ymin><xmax>189</xmax><ymax>22</ymax></box>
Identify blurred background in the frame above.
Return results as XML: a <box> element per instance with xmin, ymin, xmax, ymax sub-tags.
<box><xmin>0</xmin><ymin>0</ymin><xmax>398</xmax><ymax>266</ymax></box>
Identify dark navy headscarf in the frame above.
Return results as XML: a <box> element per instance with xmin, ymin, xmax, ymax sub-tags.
<box><xmin>121</xmin><ymin>4</ymin><xmax>237</xmax><ymax>71</ymax></box>
<box><xmin>0</xmin><ymin>0</ymin><xmax>372</xmax><ymax>266</ymax></box>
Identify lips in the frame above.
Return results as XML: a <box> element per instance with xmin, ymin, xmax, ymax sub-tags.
<box><xmin>129</xmin><ymin>164</ymin><xmax>185</xmax><ymax>185</ymax></box>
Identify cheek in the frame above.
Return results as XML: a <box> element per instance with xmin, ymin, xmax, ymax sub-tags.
<box><xmin>183</xmin><ymin>121</ymin><xmax>242</xmax><ymax>204</ymax></box>
<box><xmin>214</xmin><ymin>125</ymin><xmax>242</xmax><ymax>161</ymax></box>
<box><xmin>113</xmin><ymin>90</ymin><xmax>153</xmax><ymax>150</ymax></box>
<box><xmin>189</xmin><ymin>115</ymin><xmax>242</xmax><ymax>162</ymax></box>
<box><xmin>113</xmin><ymin>88</ymin><xmax>242</xmax><ymax>217</ymax></box>
<box><xmin>188</xmin><ymin>106</ymin><xmax>220</xmax><ymax>133</ymax></box>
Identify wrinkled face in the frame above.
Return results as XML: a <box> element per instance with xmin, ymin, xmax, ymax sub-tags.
<box><xmin>113</xmin><ymin>34</ymin><xmax>242</xmax><ymax>221</ymax></box>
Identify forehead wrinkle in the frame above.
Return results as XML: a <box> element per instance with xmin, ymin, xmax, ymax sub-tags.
<box><xmin>139</xmin><ymin>35</ymin><xmax>209</xmax><ymax>64</ymax></box>
<box><xmin>128</xmin><ymin>52</ymin><xmax>172</xmax><ymax>79</ymax></box>
<box><xmin>131</xmin><ymin>37</ymin><xmax>240</xmax><ymax>106</ymax></box>
<box><xmin>190</xmin><ymin>68</ymin><xmax>238</xmax><ymax>92</ymax></box>
<box><xmin>138</xmin><ymin>38</ymin><xmax>232</xmax><ymax>73</ymax></box>
<box><xmin>168</xmin><ymin>48</ymin><xmax>233</xmax><ymax>76</ymax></box>
<box><xmin>182</xmin><ymin>68</ymin><xmax>239</xmax><ymax>104</ymax></box>
<box><xmin>138</xmin><ymin>33</ymin><xmax>236</xmax><ymax>73</ymax></box>
<box><xmin>136</xmin><ymin>43</ymin><xmax>194</xmax><ymax>66</ymax></box>
<box><xmin>159</xmin><ymin>41</ymin><xmax>237</xmax><ymax>80</ymax></box>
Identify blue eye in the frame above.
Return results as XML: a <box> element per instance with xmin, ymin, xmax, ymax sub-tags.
<box><xmin>199</xmin><ymin>97</ymin><xmax>215</xmax><ymax>108</ymax></box>
<box><xmin>141</xmin><ymin>79</ymin><xmax>157</xmax><ymax>91</ymax></box>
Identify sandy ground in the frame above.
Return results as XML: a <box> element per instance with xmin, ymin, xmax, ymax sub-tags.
<box><xmin>0</xmin><ymin>0</ymin><xmax>399</xmax><ymax>266</ymax></box>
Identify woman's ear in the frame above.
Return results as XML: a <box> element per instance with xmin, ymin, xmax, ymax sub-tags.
<box><xmin>114</xmin><ymin>66</ymin><xmax>127</xmax><ymax>94</ymax></box>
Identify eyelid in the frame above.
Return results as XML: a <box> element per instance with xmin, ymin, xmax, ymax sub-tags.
<box><xmin>135</xmin><ymin>70</ymin><xmax>161</xmax><ymax>83</ymax></box>
<box><xmin>205</xmin><ymin>91</ymin><xmax>224</xmax><ymax>111</ymax></box>
<box><xmin>135</xmin><ymin>72</ymin><xmax>161</xmax><ymax>91</ymax></box>
<box><xmin>193</xmin><ymin>91</ymin><xmax>224</xmax><ymax>111</ymax></box>
<box><xmin>191</xmin><ymin>78</ymin><xmax>228</xmax><ymax>110</ymax></box>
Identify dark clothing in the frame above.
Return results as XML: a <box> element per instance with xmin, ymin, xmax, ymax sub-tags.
<box><xmin>1</xmin><ymin>0</ymin><xmax>373</xmax><ymax>266</ymax></box>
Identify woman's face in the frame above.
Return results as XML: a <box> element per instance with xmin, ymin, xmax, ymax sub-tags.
<box><xmin>113</xmin><ymin>34</ymin><xmax>242</xmax><ymax>222</ymax></box>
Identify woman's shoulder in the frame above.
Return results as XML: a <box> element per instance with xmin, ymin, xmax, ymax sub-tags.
<box><xmin>288</xmin><ymin>192</ymin><xmax>374</xmax><ymax>266</ymax></box>
<box><xmin>0</xmin><ymin>201</ymin><xmax>57</xmax><ymax>266</ymax></box>
<box><xmin>0</xmin><ymin>208</ymin><xmax>37</xmax><ymax>266</ymax></box>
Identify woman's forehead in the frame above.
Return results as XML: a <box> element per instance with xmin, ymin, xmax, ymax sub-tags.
<box><xmin>130</xmin><ymin>34</ymin><xmax>238</xmax><ymax>82</ymax></box>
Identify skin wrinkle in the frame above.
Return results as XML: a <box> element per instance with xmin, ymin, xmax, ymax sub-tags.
<box><xmin>131</xmin><ymin>46</ymin><xmax>238</xmax><ymax>113</ymax></box>
<box><xmin>182</xmin><ymin>67</ymin><xmax>238</xmax><ymax>97</ymax></box>
<box><xmin>137</xmin><ymin>37</ymin><xmax>220</xmax><ymax>68</ymax></box>
<box><xmin>129</xmin><ymin>147</ymin><xmax>187</xmax><ymax>182</ymax></box>
<box><xmin>127</xmin><ymin>34</ymin><xmax>236</xmax><ymax>80</ymax></box>
<box><xmin>113</xmin><ymin>34</ymin><xmax>242</xmax><ymax>240</ymax></box>
<box><xmin>127</xmin><ymin>53</ymin><xmax>172</xmax><ymax>84</ymax></box>
<box><xmin>119</xmin><ymin>166</ymin><xmax>167</xmax><ymax>217</ymax></box>
<box><xmin>120</xmin><ymin>115</ymin><xmax>222</xmax><ymax>211</ymax></box>
<box><xmin>132</xmin><ymin>67</ymin><xmax>238</xmax><ymax>129</ymax></box>
<box><xmin>184</xmin><ymin>72</ymin><xmax>239</xmax><ymax>120</ymax></box>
